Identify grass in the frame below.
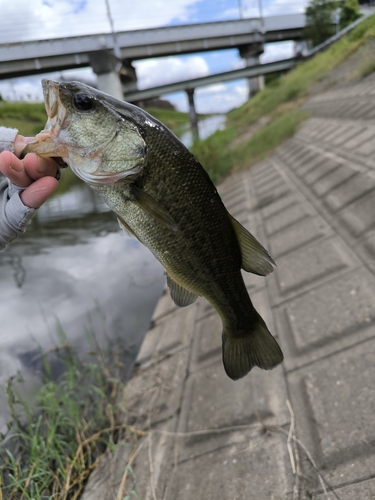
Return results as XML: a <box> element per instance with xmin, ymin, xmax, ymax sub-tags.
<box><xmin>192</xmin><ymin>107</ymin><xmax>309</xmax><ymax>185</ymax></box>
<box><xmin>192</xmin><ymin>13</ymin><xmax>375</xmax><ymax>184</ymax></box>
<box><xmin>0</xmin><ymin>102</ymin><xmax>47</xmax><ymax>137</ymax></box>
<box><xmin>354</xmin><ymin>57</ymin><xmax>375</xmax><ymax>79</ymax></box>
<box><xmin>0</xmin><ymin>334</ymin><xmax>139</xmax><ymax>500</ymax></box>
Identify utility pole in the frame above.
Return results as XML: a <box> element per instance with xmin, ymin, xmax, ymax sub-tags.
<box><xmin>238</xmin><ymin>0</ymin><xmax>244</xmax><ymax>19</ymax></box>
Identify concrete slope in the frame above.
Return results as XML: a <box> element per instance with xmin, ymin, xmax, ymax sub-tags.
<box><xmin>82</xmin><ymin>70</ymin><xmax>375</xmax><ymax>500</ymax></box>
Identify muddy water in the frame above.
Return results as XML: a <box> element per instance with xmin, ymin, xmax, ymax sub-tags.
<box><xmin>0</xmin><ymin>184</ymin><xmax>164</xmax><ymax>431</ymax></box>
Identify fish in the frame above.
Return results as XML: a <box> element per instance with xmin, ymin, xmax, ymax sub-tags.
<box><xmin>23</xmin><ymin>79</ymin><xmax>283</xmax><ymax>380</ymax></box>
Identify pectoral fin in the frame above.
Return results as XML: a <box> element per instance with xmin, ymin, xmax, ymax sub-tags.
<box><xmin>165</xmin><ymin>272</ymin><xmax>198</xmax><ymax>307</ymax></box>
<box><xmin>117</xmin><ymin>216</ymin><xmax>138</xmax><ymax>239</ymax></box>
<box><xmin>130</xmin><ymin>185</ymin><xmax>177</xmax><ymax>231</ymax></box>
<box><xmin>229</xmin><ymin>214</ymin><xmax>275</xmax><ymax>276</ymax></box>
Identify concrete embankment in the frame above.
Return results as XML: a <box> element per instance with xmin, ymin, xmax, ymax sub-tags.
<box><xmin>82</xmin><ymin>60</ymin><xmax>375</xmax><ymax>499</ymax></box>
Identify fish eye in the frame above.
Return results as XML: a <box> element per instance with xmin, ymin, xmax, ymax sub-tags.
<box><xmin>73</xmin><ymin>93</ymin><xmax>94</xmax><ymax>111</ymax></box>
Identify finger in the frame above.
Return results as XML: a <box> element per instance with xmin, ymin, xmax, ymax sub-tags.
<box><xmin>23</xmin><ymin>153</ymin><xmax>59</xmax><ymax>181</ymax></box>
<box><xmin>20</xmin><ymin>176</ymin><xmax>59</xmax><ymax>209</ymax></box>
<box><xmin>13</xmin><ymin>135</ymin><xmax>34</xmax><ymax>157</ymax></box>
<box><xmin>0</xmin><ymin>151</ymin><xmax>33</xmax><ymax>187</ymax></box>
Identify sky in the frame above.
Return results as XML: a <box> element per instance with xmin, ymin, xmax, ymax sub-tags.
<box><xmin>0</xmin><ymin>0</ymin><xmax>309</xmax><ymax>113</ymax></box>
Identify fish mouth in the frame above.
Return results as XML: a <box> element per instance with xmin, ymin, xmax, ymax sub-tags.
<box><xmin>21</xmin><ymin>80</ymin><xmax>67</xmax><ymax>159</ymax></box>
<box><xmin>42</xmin><ymin>79</ymin><xmax>66</xmax><ymax>131</ymax></box>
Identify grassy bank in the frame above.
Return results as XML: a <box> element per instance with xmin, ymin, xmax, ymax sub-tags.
<box><xmin>0</xmin><ymin>338</ymin><xmax>137</xmax><ymax>500</ymax></box>
<box><xmin>192</xmin><ymin>13</ymin><xmax>375</xmax><ymax>184</ymax></box>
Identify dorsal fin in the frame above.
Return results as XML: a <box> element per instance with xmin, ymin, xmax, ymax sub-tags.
<box><xmin>229</xmin><ymin>214</ymin><xmax>275</xmax><ymax>276</ymax></box>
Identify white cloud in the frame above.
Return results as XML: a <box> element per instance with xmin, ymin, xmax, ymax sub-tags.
<box><xmin>262</xmin><ymin>0</ymin><xmax>308</xmax><ymax>16</ymax></box>
<box><xmin>0</xmin><ymin>0</ymin><xmax>205</xmax><ymax>43</ymax></box>
<box><xmin>260</xmin><ymin>41</ymin><xmax>294</xmax><ymax>63</ymax></box>
<box><xmin>134</xmin><ymin>56</ymin><xmax>209</xmax><ymax>89</ymax></box>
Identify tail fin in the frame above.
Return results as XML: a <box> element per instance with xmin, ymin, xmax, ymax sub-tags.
<box><xmin>222</xmin><ymin>316</ymin><xmax>283</xmax><ymax>380</ymax></box>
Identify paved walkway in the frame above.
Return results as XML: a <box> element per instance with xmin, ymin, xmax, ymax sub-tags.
<box><xmin>82</xmin><ymin>71</ymin><xmax>375</xmax><ymax>500</ymax></box>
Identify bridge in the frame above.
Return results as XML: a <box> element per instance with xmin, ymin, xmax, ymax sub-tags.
<box><xmin>0</xmin><ymin>14</ymin><xmax>305</xmax><ymax>98</ymax></box>
<box><xmin>0</xmin><ymin>14</ymin><xmax>304</xmax><ymax>79</ymax></box>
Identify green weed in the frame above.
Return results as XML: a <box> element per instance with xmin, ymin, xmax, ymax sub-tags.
<box><xmin>0</xmin><ymin>338</ymin><xmax>138</xmax><ymax>500</ymax></box>
<box><xmin>192</xmin><ymin>109</ymin><xmax>308</xmax><ymax>184</ymax></box>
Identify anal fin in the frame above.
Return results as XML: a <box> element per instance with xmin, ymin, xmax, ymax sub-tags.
<box><xmin>165</xmin><ymin>272</ymin><xmax>198</xmax><ymax>307</ymax></box>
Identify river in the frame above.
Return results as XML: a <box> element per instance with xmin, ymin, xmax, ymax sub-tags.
<box><xmin>0</xmin><ymin>183</ymin><xmax>165</xmax><ymax>433</ymax></box>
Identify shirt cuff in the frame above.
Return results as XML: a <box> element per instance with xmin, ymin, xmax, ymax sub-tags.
<box><xmin>5</xmin><ymin>189</ymin><xmax>36</xmax><ymax>231</ymax></box>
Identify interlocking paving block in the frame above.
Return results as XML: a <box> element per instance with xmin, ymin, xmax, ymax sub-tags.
<box><xmin>191</xmin><ymin>310</ymin><xmax>222</xmax><ymax>366</ymax></box>
<box><xmin>277</xmin><ymin>267</ymin><xmax>375</xmax><ymax>356</ymax></box>
<box><xmin>261</xmin><ymin>194</ymin><xmax>298</xmax><ymax>220</ymax></box>
<box><xmin>123</xmin><ymin>348</ymin><xmax>190</xmax><ymax>426</ymax></box>
<box><xmin>355</xmin><ymin>136</ymin><xmax>375</xmax><ymax>157</ymax></box>
<box><xmin>256</xmin><ymin>180</ymin><xmax>287</xmax><ymax>201</ymax></box>
<box><xmin>177</xmin><ymin>357</ymin><xmax>289</xmax><ymax>460</ymax></box>
<box><xmin>256</xmin><ymin>184</ymin><xmax>291</xmax><ymax>209</ymax></box>
<box><xmin>270</xmin><ymin>236</ymin><xmax>359</xmax><ymax>300</ymax></box>
<box><xmin>303</xmin><ymin>157</ymin><xmax>341</xmax><ymax>185</ymax></box>
<box><xmin>226</xmin><ymin>198</ymin><xmax>251</xmax><ymax>218</ymax></box>
<box><xmin>324</xmin><ymin>173</ymin><xmax>375</xmax><ymax>212</ymax></box>
<box><xmin>332</xmin><ymin>124</ymin><xmax>364</xmax><ymax>146</ymax></box>
<box><xmin>81</xmin><ymin>417</ymin><xmax>177</xmax><ymax>500</ymax></box>
<box><xmin>168</xmin><ymin>432</ymin><xmax>292</xmax><ymax>500</ymax></box>
<box><xmin>136</xmin><ymin>302</ymin><xmax>197</xmax><ymax>367</ymax></box>
<box><xmin>336</xmin><ymin>189</ymin><xmax>375</xmax><ymax>238</ymax></box>
<box><xmin>364</xmin><ymin>103</ymin><xmax>375</xmax><ymax>119</ymax></box>
<box><xmin>151</xmin><ymin>287</ymin><xmax>177</xmax><ymax>322</ymax></box>
<box><xmin>291</xmin><ymin>153</ymin><xmax>325</xmax><ymax>179</ymax></box>
<box><xmin>343</xmin><ymin>127</ymin><xmax>375</xmax><ymax>151</ymax></box>
<box><xmin>265</xmin><ymin>202</ymin><xmax>312</xmax><ymax>236</ymax></box>
<box><xmin>311</xmin><ymin>163</ymin><xmax>357</xmax><ymax>197</ymax></box>
<box><xmin>333</xmin><ymin>477</ymin><xmax>375</xmax><ymax>500</ymax></box>
<box><xmin>322</xmin><ymin>124</ymin><xmax>351</xmax><ymax>144</ymax></box>
<box><xmin>287</xmin><ymin>339</ymin><xmax>375</xmax><ymax>487</ymax></box>
<box><xmin>268</xmin><ymin>216</ymin><xmax>332</xmax><ymax>259</ymax></box>
<box><xmin>253</xmin><ymin>171</ymin><xmax>281</xmax><ymax>189</ymax></box>
<box><xmin>356</xmin><ymin>230</ymin><xmax>375</xmax><ymax>274</ymax></box>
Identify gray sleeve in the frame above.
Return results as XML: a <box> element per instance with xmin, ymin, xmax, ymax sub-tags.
<box><xmin>0</xmin><ymin>126</ymin><xmax>18</xmax><ymax>153</ymax></box>
<box><xmin>0</xmin><ymin>127</ymin><xmax>36</xmax><ymax>250</ymax></box>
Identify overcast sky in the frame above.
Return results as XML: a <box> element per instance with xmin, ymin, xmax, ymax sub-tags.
<box><xmin>0</xmin><ymin>0</ymin><xmax>308</xmax><ymax>113</ymax></box>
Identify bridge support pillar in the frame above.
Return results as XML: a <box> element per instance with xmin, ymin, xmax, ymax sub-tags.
<box><xmin>186</xmin><ymin>88</ymin><xmax>199</xmax><ymax>141</ymax></box>
<box><xmin>89</xmin><ymin>50</ymin><xmax>124</xmax><ymax>100</ymax></box>
<box><xmin>239</xmin><ymin>43</ymin><xmax>265</xmax><ymax>99</ymax></box>
<box><xmin>120</xmin><ymin>60</ymin><xmax>138</xmax><ymax>96</ymax></box>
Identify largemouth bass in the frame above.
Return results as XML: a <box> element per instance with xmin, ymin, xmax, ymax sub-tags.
<box><xmin>24</xmin><ymin>79</ymin><xmax>283</xmax><ymax>380</ymax></box>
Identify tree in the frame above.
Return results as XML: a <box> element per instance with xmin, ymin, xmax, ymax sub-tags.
<box><xmin>303</xmin><ymin>0</ymin><xmax>337</xmax><ymax>47</ymax></box>
<box><xmin>340</xmin><ymin>0</ymin><xmax>362</xmax><ymax>30</ymax></box>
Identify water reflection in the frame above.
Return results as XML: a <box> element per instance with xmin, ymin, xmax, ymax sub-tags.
<box><xmin>0</xmin><ymin>184</ymin><xmax>165</xmax><ymax>433</ymax></box>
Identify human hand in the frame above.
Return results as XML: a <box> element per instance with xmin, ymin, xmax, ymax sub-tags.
<box><xmin>0</xmin><ymin>135</ymin><xmax>59</xmax><ymax>209</ymax></box>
